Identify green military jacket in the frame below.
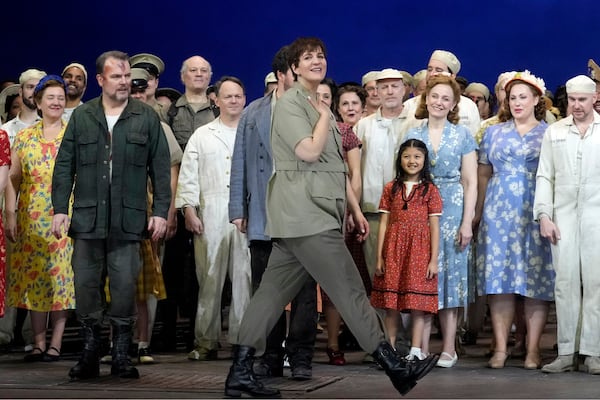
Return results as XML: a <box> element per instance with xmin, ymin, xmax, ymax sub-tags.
<box><xmin>266</xmin><ymin>82</ymin><xmax>347</xmax><ymax>238</ymax></box>
<box><xmin>52</xmin><ymin>96</ymin><xmax>171</xmax><ymax>241</ymax></box>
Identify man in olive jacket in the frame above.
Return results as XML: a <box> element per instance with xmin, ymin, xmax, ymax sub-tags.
<box><xmin>51</xmin><ymin>50</ymin><xmax>171</xmax><ymax>380</ymax></box>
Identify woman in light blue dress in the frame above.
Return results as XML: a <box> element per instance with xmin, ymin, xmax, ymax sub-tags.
<box><xmin>405</xmin><ymin>75</ymin><xmax>478</xmax><ymax>368</ymax></box>
<box><xmin>474</xmin><ymin>71</ymin><xmax>554</xmax><ymax>370</ymax></box>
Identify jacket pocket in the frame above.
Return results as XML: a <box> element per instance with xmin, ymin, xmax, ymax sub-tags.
<box><xmin>71</xmin><ymin>198</ymin><xmax>97</xmax><ymax>233</ymax></box>
<box><xmin>79</xmin><ymin>133</ymin><xmax>98</xmax><ymax>165</ymax></box>
<box><xmin>122</xmin><ymin>196</ymin><xmax>147</xmax><ymax>234</ymax></box>
<box><xmin>126</xmin><ymin>131</ymin><xmax>148</xmax><ymax>166</ymax></box>
<box><xmin>308</xmin><ymin>178</ymin><xmax>345</xmax><ymax>226</ymax></box>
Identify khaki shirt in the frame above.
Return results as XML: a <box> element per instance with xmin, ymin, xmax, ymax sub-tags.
<box><xmin>161</xmin><ymin>122</ymin><xmax>183</xmax><ymax>165</ymax></box>
<box><xmin>265</xmin><ymin>83</ymin><xmax>347</xmax><ymax>238</ymax></box>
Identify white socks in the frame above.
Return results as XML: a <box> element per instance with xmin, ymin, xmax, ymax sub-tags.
<box><xmin>409</xmin><ymin>346</ymin><xmax>425</xmax><ymax>360</ymax></box>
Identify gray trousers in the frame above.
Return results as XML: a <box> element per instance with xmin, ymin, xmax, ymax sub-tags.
<box><xmin>72</xmin><ymin>238</ymin><xmax>141</xmax><ymax>327</ymax></box>
<box><xmin>237</xmin><ymin>229</ymin><xmax>384</xmax><ymax>355</ymax></box>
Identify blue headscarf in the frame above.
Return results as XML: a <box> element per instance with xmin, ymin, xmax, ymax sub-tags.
<box><xmin>34</xmin><ymin>74</ymin><xmax>67</xmax><ymax>95</ymax></box>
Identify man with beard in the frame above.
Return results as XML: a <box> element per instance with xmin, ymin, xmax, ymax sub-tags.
<box><xmin>51</xmin><ymin>50</ymin><xmax>171</xmax><ymax>380</ymax></box>
<box><xmin>1</xmin><ymin>69</ymin><xmax>45</xmax><ymax>144</ymax></box>
<box><xmin>62</xmin><ymin>62</ymin><xmax>87</xmax><ymax>122</ymax></box>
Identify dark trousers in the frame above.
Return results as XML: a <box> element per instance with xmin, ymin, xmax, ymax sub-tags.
<box><xmin>71</xmin><ymin>237</ymin><xmax>141</xmax><ymax>327</ymax></box>
<box><xmin>155</xmin><ymin>214</ymin><xmax>198</xmax><ymax>348</ymax></box>
<box><xmin>250</xmin><ymin>240</ymin><xmax>317</xmax><ymax>359</ymax></box>
<box><xmin>240</xmin><ymin>231</ymin><xmax>384</xmax><ymax>355</ymax></box>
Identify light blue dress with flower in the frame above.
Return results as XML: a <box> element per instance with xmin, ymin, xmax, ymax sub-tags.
<box><xmin>476</xmin><ymin>120</ymin><xmax>554</xmax><ymax>300</ymax></box>
<box><xmin>405</xmin><ymin>121</ymin><xmax>477</xmax><ymax>309</ymax></box>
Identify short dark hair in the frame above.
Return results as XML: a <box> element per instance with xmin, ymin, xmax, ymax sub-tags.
<box><xmin>96</xmin><ymin>50</ymin><xmax>129</xmax><ymax>75</ymax></box>
<box><xmin>335</xmin><ymin>84</ymin><xmax>368</xmax><ymax>109</ymax></box>
<box><xmin>287</xmin><ymin>37</ymin><xmax>327</xmax><ymax>80</ymax></box>
<box><xmin>271</xmin><ymin>45</ymin><xmax>290</xmax><ymax>76</ymax></box>
<box><xmin>215</xmin><ymin>76</ymin><xmax>245</xmax><ymax>96</ymax></box>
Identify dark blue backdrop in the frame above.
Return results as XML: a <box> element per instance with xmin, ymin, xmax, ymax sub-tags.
<box><xmin>3</xmin><ymin>0</ymin><xmax>597</xmax><ymax>103</ymax></box>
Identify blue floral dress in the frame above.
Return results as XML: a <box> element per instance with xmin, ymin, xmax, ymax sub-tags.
<box><xmin>405</xmin><ymin>121</ymin><xmax>477</xmax><ymax>309</ymax></box>
<box><xmin>476</xmin><ymin>120</ymin><xmax>554</xmax><ymax>300</ymax></box>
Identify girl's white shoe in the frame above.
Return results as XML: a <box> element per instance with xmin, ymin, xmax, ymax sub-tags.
<box><xmin>436</xmin><ymin>351</ymin><xmax>458</xmax><ymax>368</ymax></box>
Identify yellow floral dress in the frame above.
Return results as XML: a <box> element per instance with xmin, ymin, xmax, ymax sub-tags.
<box><xmin>7</xmin><ymin>120</ymin><xmax>75</xmax><ymax>312</ymax></box>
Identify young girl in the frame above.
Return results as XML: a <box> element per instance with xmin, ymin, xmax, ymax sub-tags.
<box><xmin>370</xmin><ymin>139</ymin><xmax>442</xmax><ymax>361</ymax></box>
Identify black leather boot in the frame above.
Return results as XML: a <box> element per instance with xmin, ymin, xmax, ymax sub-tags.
<box><xmin>69</xmin><ymin>324</ymin><xmax>101</xmax><ymax>380</ymax></box>
<box><xmin>225</xmin><ymin>345</ymin><xmax>281</xmax><ymax>398</ymax></box>
<box><xmin>372</xmin><ymin>341</ymin><xmax>438</xmax><ymax>396</ymax></box>
<box><xmin>111</xmin><ymin>323</ymin><xmax>139</xmax><ymax>379</ymax></box>
<box><xmin>288</xmin><ymin>348</ymin><xmax>313</xmax><ymax>381</ymax></box>
<box><xmin>253</xmin><ymin>349</ymin><xmax>284</xmax><ymax>378</ymax></box>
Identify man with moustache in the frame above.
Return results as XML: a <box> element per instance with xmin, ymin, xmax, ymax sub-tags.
<box><xmin>1</xmin><ymin>69</ymin><xmax>45</xmax><ymax>144</ymax></box>
<box><xmin>62</xmin><ymin>62</ymin><xmax>87</xmax><ymax>122</ymax></box>
<box><xmin>229</xmin><ymin>46</ymin><xmax>317</xmax><ymax>380</ymax></box>
<box><xmin>534</xmin><ymin>75</ymin><xmax>600</xmax><ymax>374</ymax></box>
<box><xmin>51</xmin><ymin>50</ymin><xmax>170</xmax><ymax>380</ymax></box>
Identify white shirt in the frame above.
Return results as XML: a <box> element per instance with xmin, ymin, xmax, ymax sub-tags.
<box><xmin>1</xmin><ymin>114</ymin><xmax>39</xmax><ymax>145</ymax></box>
<box><xmin>534</xmin><ymin>112</ymin><xmax>600</xmax><ymax>221</ymax></box>
<box><xmin>176</xmin><ymin>118</ymin><xmax>237</xmax><ymax>209</ymax></box>
<box><xmin>355</xmin><ymin>107</ymin><xmax>411</xmax><ymax>213</ymax></box>
<box><xmin>62</xmin><ymin>101</ymin><xmax>84</xmax><ymax>123</ymax></box>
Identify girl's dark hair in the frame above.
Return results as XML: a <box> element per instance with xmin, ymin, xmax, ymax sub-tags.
<box><xmin>392</xmin><ymin>139</ymin><xmax>433</xmax><ymax>197</ymax></box>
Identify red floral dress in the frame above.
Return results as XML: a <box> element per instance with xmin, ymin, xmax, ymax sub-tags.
<box><xmin>0</xmin><ymin>130</ymin><xmax>10</xmax><ymax>317</ymax></box>
<box><xmin>321</xmin><ymin>123</ymin><xmax>371</xmax><ymax>307</ymax></box>
<box><xmin>371</xmin><ymin>181</ymin><xmax>442</xmax><ymax>313</ymax></box>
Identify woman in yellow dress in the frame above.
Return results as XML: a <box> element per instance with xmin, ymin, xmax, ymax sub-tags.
<box><xmin>6</xmin><ymin>75</ymin><xmax>75</xmax><ymax>362</ymax></box>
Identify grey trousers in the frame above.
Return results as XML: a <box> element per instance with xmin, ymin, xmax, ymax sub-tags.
<box><xmin>237</xmin><ymin>230</ymin><xmax>384</xmax><ymax>355</ymax></box>
<box><xmin>72</xmin><ymin>238</ymin><xmax>141</xmax><ymax>327</ymax></box>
